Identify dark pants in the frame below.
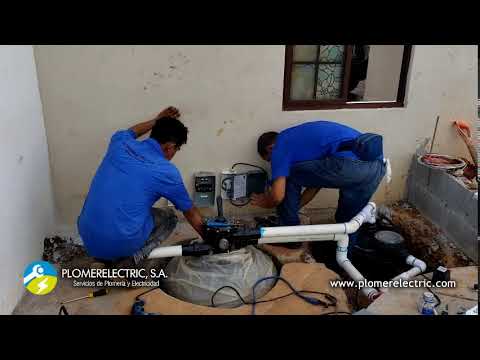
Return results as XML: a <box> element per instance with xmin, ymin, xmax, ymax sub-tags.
<box><xmin>96</xmin><ymin>207</ymin><xmax>178</xmax><ymax>267</ymax></box>
<box><xmin>277</xmin><ymin>157</ymin><xmax>386</xmax><ymax>254</ymax></box>
<box><xmin>132</xmin><ymin>207</ymin><xmax>178</xmax><ymax>264</ymax></box>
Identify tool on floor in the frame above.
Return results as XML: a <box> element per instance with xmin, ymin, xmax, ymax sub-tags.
<box><xmin>131</xmin><ymin>299</ymin><xmax>161</xmax><ymax>315</ymax></box>
<box><xmin>61</xmin><ymin>288</ymin><xmax>109</xmax><ymax>305</ymax></box>
<box><xmin>131</xmin><ymin>287</ymin><xmax>162</xmax><ymax>315</ymax></box>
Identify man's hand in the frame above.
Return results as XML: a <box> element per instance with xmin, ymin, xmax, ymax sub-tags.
<box><xmin>183</xmin><ymin>206</ymin><xmax>205</xmax><ymax>239</ymax></box>
<box><xmin>129</xmin><ymin>106</ymin><xmax>180</xmax><ymax>138</ymax></box>
<box><xmin>155</xmin><ymin>106</ymin><xmax>180</xmax><ymax>121</ymax></box>
<box><xmin>300</xmin><ymin>188</ymin><xmax>320</xmax><ymax>208</ymax></box>
<box><xmin>251</xmin><ymin>193</ymin><xmax>277</xmax><ymax>209</ymax></box>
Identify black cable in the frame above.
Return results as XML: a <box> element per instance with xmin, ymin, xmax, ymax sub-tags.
<box><xmin>231</xmin><ymin>162</ymin><xmax>268</xmax><ymax>175</ymax></box>
<box><xmin>221</xmin><ymin>163</ymin><xmax>269</xmax><ymax>208</ymax></box>
<box><xmin>211</xmin><ymin>285</ymin><xmax>338</xmax><ymax>308</ymax></box>
<box><xmin>230</xmin><ymin>198</ymin><xmax>251</xmax><ymax>207</ymax></box>
<box><xmin>322</xmin><ymin>311</ymin><xmax>352</xmax><ymax>315</ymax></box>
<box><xmin>211</xmin><ymin>278</ymin><xmax>342</xmax><ymax>315</ymax></box>
<box><xmin>221</xmin><ymin>176</ymin><xmax>252</xmax><ymax>207</ymax></box>
<box><xmin>221</xmin><ymin>177</ymin><xmax>232</xmax><ymax>193</ymax></box>
<box><xmin>211</xmin><ymin>286</ymin><xmax>248</xmax><ymax>307</ymax></box>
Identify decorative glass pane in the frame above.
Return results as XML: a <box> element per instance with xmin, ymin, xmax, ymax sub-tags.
<box><xmin>290</xmin><ymin>64</ymin><xmax>315</xmax><ymax>100</ymax></box>
<box><xmin>293</xmin><ymin>45</ymin><xmax>318</xmax><ymax>62</ymax></box>
<box><xmin>318</xmin><ymin>45</ymin><xmax>345</xmax><ymax>63</ymax></box>
<box><xmin>316</xmin><ymin>64</ymin><xmax>343</xmax><ymax>100</ymax></box>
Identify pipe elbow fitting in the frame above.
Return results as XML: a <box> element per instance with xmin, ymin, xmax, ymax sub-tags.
<box><xmin>406</xmin><ymin>255</ymin><xmax>427</xmax><ymax>272</ymax></box>
<box><xmin>344</xmin><ymin>203</ymin><xmax>377</xmax><ymax>234</ymax></box>
<box><xmin>363</xmin><ymin>202</ymin><xmax>377</xmax><ymax>224</ymax></box>
<box><xmin>344</xmin><ymin>220</ymin><xmax>361</xmax><ymax>234</ymax></box>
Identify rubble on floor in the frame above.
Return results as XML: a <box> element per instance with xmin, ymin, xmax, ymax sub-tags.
<box><xmin>377</xmin><ymin>201</ymin><xmax>476</xmax><ymax>268</ymax></box>
<box><xmin>42</xmin><ymin>236</ymin><xmax>89</xmax><ymax>268</ymax></box>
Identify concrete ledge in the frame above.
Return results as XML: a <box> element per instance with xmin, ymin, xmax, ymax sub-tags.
<box><xmin>407</xmin><ymin>156</ymin><xmax>478</xmax><ymax>260</ymax></box>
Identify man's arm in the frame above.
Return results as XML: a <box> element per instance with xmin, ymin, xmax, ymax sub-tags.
<box><xmin>129</xmin><ymin>106</ymin><xmax>180</xmax><ymax>138</ymax></box>
<box><xmin>300</xmin><ymin>188</ymin><xmax>320</xmax><ymax>208</ymax></box>
<box><xmin>251</xmin><ymin>177</ymin><xmax>286</xmax><ymax>209</ymax></box>
<box><xmin>183</xmin><ymin>206</ymin><xmax>205</xmax><ymax>238</ymax></box>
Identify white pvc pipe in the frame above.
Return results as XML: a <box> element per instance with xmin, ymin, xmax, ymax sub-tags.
<box><xmin>379</xmin><ymin>255</ymin><xmax>427</xmax><ymax>294</ymax></box>
<box><xmin>261</xmin><ymin>223</ymin><xmax>348</xmax><ymax>238</ymax></box>
<box><xmin>147</xmin><ymin>245</ymin><xmax>183</xmax><ymax>259</ymax></box>
<box><xmin>258</xmin><ymin>234</ymin><xmax>338</xmax><ymax>244</ymax></box>
<box><xmin>391</xmin><ymin>255</ymin><xmax>427</xmax><ymax>281</ymax></box>
<box><xmin>260</xmin><ymin>202</ymin><xmax>377</xmax><ymax>238</ymax></box>
<box><xmin>335</xmin><ymin>234</ymin><xmax>380</xmax><ymax>300</ymax></box>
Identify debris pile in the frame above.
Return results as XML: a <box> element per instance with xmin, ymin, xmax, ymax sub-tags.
<box><xmin>42</xmin><ymin>236</ymin><xmax>88</xmax><ymax>267</ymax></box>
<box><xmin>377</xmin><ymin>202</ymin><xmax>475</xmax><ymax>268</ymax></box>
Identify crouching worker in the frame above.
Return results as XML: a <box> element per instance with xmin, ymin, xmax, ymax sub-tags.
<box><xmin>251</xmin><ymin>120</ymin><xmax>386</xmax><ymax>257</ymax></box>
<box><xmin>77</xmin><ymin>107</ymin><xmax>204</xmax><ymax>267</ymax></box>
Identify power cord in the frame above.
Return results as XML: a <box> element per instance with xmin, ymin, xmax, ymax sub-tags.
<box><xmin>231</xmin><ymin>162</ymin><xmax>268</xmax><ymax>175</ymax></box>
<box><xmin>211</xmin><ymin>275</ymin><xmax>349</xmax><ymax>315</ymax></box>
<box><xmin>131</xmin><ymin>287</ymin><xmax>163</xmax><ymax>315</ymax></box>
<box><xmin>221</xmin><ymin>177</ymin><xmax>250</xmax><ymax>207</ymax></box>
<box><xmin>222</xmin><ymin>163</ymin><xmax>269</xmax><ymax>208</ymax></box>
<box><xmin>211</xmin><ymin>286</ymin><xmax>336</xmax><ymax>307</ymax></box>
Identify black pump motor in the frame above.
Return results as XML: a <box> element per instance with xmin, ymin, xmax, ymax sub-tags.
<box><xmin>351</xmin><ymin>222</ymin><xmax>411</xmax><ymax>281</ymax></box>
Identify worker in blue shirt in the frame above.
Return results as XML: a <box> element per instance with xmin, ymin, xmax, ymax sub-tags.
<box><xmin>78</xmin><ymin>107</ymin><xmax>204</xmax><ymax>266</ymax></box>
<box><xmin>251</xmin><ymin>120</ymin><xmax>386</xmax><ymax>253</ymax></box>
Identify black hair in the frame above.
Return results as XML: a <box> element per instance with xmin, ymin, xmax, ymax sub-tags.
<box><xmin>257</xmin><ymin>131</ymin><xmax>278</xmax><ymax>157</ymax></box>
<box><xmin>150</xmin><ymin>117</ymin><xmax>188</xmax><ymax>148</ymax></box>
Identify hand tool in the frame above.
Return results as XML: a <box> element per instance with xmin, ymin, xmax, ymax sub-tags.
<box><xmin>61</xmin><ymin>289</ymin><xmax>109</xmax><ymax>304</ymax></box>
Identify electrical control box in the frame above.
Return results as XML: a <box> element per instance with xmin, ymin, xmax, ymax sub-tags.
<box><xmin>221</xmin><ymin>170</ymin><xmax>268</xmax><ymax>200</ymax></box>
<box><xmin>194</xmin><ymin>172</ymin><xmax>216</xmax><ymax>207</ymax></box>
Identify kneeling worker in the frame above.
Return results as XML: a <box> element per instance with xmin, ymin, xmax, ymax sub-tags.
<box><xmin>78</xmin><ymin>107</ymin><xmax>204</xmax><ymax>266</ymax></box>
<box><xmin>252</xmin><ymin>120</ymin><xmax>386</xmax><ymax>254</ymax></box>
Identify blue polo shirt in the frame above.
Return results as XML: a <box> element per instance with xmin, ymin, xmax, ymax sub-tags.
<box><xmin>271</xmin><ymin>121</ymin><xmax>361</xmax><ymax>181</ymax></box>
<box><xmin>77</xmin><ymin>129</ymin><xmax>193</xmax><ymax>260</ymax></box>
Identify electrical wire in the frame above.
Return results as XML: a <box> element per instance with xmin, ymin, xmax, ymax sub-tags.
<box><xmin>221</xmin><ymin>174</ymin><xmax>253</xmax><ymax>207</ymax></box>
<box><xmin>211</xmin><ymin>286</ymin><xmax>337</xmax><ymax>308</ymax></box>
<box><xmin>211</xmin><ymin>276</ymin><xmax>348</xmax><ymax>315</ymax></box>
<box><xmin>231</xmin><ymin>162</ymin><xmax>268</xmax><ymax>175</ymax></box>
<box><xmin>230</xmin><ymin>198</ymin><xmax>251</xmax><ymax>207</ymax></box>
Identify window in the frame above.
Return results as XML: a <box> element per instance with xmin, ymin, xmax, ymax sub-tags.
<box><xmin>283</xmin><ymin>45</ymin><xmax>412</xmax><ymax>110</ymax></box>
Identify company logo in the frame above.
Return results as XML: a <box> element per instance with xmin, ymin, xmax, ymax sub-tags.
<box><xmin>23</xmin><ymin>261</ymin><xmax>58</xmax><ymax>295</ymax></box>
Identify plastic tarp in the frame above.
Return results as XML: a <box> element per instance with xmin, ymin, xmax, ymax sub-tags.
<box><xmin>163</xmin><ymin>246</ymin><xmax>277</xmax><ymax>308</ymax></box>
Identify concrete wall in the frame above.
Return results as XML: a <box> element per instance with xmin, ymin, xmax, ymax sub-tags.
<box><xmin>407</xmin><ymin>155</ymin><xmax>478</xmax><ymax>261</ymax></box>
<box><xmin>364</xmin><ymin>45</ymin><xmax>404</xmax><ymax>101</ymax></box>
<box><xmin>33</xmin><ymin>45</ymin><xmax>477</xmax><ymax>227</ymax></box>
<box><xmin>0</xmin><ymin>46</ymin><xmax>55</xmax><ymax>314</ymax></box>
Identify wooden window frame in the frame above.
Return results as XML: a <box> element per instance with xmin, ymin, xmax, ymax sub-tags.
<box><xmin>282</xmin><ymin>45</ymin><xmax>412</xmax><ymax>111</ymax></box>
